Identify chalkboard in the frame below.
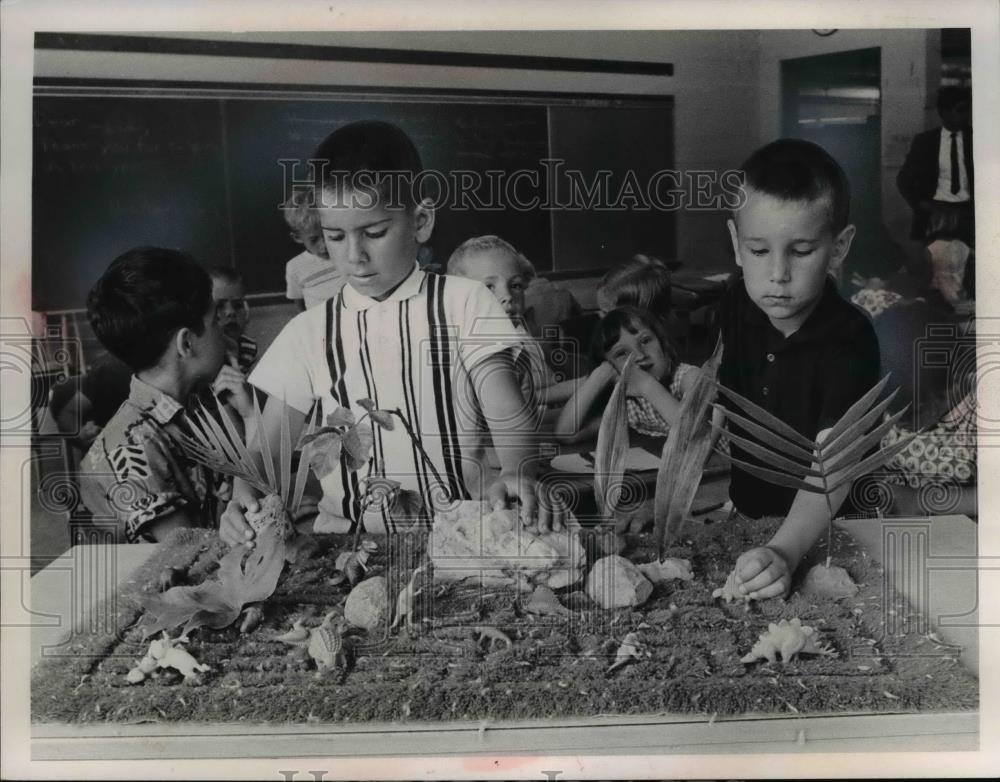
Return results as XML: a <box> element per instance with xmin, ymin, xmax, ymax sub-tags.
<box><xmin>32</xmin><ymin>90</ymin><xmax>673</xmax><ymax>311</ymax></box>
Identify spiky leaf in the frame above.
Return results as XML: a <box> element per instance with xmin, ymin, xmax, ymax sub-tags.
<box><xmin>594</xmin><ymin>356</ymin><xmax>631</xmax><ymax>517</ymax></box>
<box><xmin>715</xmin><ymin>384</ymin><xmax>816</xmax><ymax>450</ymax></box>
<box><xmin>652</xmin><ymin>339</ymin><xmax>722</xmax><ymax>555</ymax></box>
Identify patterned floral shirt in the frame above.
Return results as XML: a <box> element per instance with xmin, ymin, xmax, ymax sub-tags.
<box><xmin>80</xmin><ymin>376</ymin><xmax>220</xmax><ymax>543</ymax></box>
<box><xmin>625</xmin><ymin>362</ymin><xmax>696</xmax><ymax>437</ymax></box>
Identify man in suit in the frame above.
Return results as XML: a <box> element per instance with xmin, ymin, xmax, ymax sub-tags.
<box><xmin>896</xmin><ymin>86</ymin><xmax>974</xmax><ymax>308</ymax></box>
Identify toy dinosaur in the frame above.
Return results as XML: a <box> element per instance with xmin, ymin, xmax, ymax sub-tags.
<box><xmin>525</xmin><ymin>585</ymin><xmax>572</xmax><ymax>618</ymax></box>
<box><xmin>275</xmin><ymin>612</ymin><xmax>352</xmax><ymax>680</ymax></box>
<box><xmin>390</xmin><ymin>564</ymin><xmax>428</xmax><ymax>633</ymax></box>
<box><xmin>607</xmin><ymin>631</ymin><xmax>645</xmax><ymax>673</ymax></box>
<box><xmin>336</xmin><ymin>539</ymin><xmax>380</xmax><ymax>586</ymax></box>
<box><xmin>474</xmin><ymin>625</ymin><xmax>512</xmax><ymax>653</ymax></box>
<box><xmin>740</xmin><ymin>618</ymin><xmax>836</xmax><ymax>665</ymax></box>
<box><xmin>127</xmin><ymin>632</ymin><xmax>211</xmax><ymax>684</ymax></box>
<box><xmin>712</xmin><ymin>570</ymin><xmax>752</xmax><ymax>606</ymax></box>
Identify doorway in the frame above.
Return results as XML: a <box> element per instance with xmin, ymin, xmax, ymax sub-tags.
<box><xmin>781</xmin><ymin>48</ymin><xmax>894</xmax><ymax>280</ymax></box>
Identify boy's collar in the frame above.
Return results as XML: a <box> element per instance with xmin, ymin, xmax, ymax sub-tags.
<box><xmin>341</xmin><ymin>263</ymin><xmax>424</xmax><ymax>311</ymax></box>
<box><xmin>128</xmin><ymin>375</ymin><xmax>185</xmax><ymax>425</ymax></box>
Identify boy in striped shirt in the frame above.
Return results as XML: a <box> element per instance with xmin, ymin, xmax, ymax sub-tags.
<box><xmin>222</xmin><ymin>121</ymin><xmax>563</xmax><ymax>540</ymax></box>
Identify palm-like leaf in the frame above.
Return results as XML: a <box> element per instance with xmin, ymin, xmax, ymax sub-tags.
<box><xmin>714</xmin><ymin>375</ymin><xmax>917</xmax><ymax>511</ymax></box>
<box><xmin>652</xmin><ymin>338</ymin><xmax>723</xmax><ymax>557</ymax></box>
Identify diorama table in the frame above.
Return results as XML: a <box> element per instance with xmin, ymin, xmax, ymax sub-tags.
<box><xmin>29</xmin><ymin>515</ymin><xmax>979</xmax><ymax>760</ymax></box>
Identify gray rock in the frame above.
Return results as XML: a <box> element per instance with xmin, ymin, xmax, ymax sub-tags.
<box><xmin>801</xmin><ymin>564</ymin><xmax>859</xmax><ymax>600</ymax></box>
<box><xmin>586</xmin><ymin>556</ymin><xmax>653</xmax><ymax>608</ymax></box>
<box><xmin>344</xmin><ymin>575</ymin><xmax>389</xmax><ymax>631</ymax></box>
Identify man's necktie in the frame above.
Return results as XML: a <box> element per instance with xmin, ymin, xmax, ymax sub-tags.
<box><xmin>950</xmin><ymin>131</ymin><xmax>961</xmax><ymax>194</ymax></box>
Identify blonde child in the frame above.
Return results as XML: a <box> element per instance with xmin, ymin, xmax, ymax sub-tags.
<box><xmin>282</xmin><ymin>189</ymin><xmax>345</xmax><ymax>311</ymax></box>
<box><xmin>447</xmin><ymin>235</ymin><xmax>575</xmax><ymax>407</ymax></box>
<box><xmin>555</xmin><ymin>306</ymin><xmax>697</xmax><ymax>444</ymax></box>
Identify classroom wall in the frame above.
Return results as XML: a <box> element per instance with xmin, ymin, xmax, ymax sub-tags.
<box><xmin>34</xmin><ymin>30</ymin><xmax>762</xmax><ymax>280</ymax></box>
<box><xmin>756</xmin><ymin>28</ymin><xmax>941</xmax><ymax>249</ymax></box>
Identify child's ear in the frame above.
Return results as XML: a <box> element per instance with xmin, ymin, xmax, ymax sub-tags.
<box><xmin>829</xmin><ymin>223</ymin><xmax>857</xmax><ymax>274</ymax></box>
<box><xmin>413</xmin><ymin>198</ymin><xmax>435</xmax><ymax>243</ymax></box>
<box><xmin>726</xmin><ymin>218</ymin><xmax>742</xmax><ymax>268</ymax></box>
<box><xmin>175</xmin><ymin>327</ymin><xmax>195</xmax><ymax>359</ymax></box>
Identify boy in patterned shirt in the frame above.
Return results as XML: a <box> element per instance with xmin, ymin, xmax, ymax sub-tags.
<box><xmin>80</xmin><ymin>247</ymin><xmax>250</xmax><ymax>542</ymax></box>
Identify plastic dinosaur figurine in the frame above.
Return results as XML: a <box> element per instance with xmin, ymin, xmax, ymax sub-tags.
<box><xmin>525</xmin><ymin>585</ymin><xmax>572</xmax><ymax>618</ymax></box>
<box><xmin>474</xmin><ymin>625</ymin><xmax>512</xmax><ymax>652</ymax></box>
<box><xmin>740</xmin><ymin>618</ymin><xmax>836</xmax><ymax>665</ymax></box>
<box><xmin>239</xmin><ymin>605</ymin><xmax>264</xmax><ymax>634</ymax></box>
<box><xmin>712</xmin><ymin>570</ymin><xmax>752</xmax><ymax>607</ymax></box>
<box><xmin>336</xmin><ymin>539</ymin><xmax>380</xmax><ymax>586</ymax></box>
<box><xmin>390</xmin><ymin>565</ymin><xmax>427</xmax><ymax>633</ymax></box>
<box><xmin>607</xmin><ymin>631</ymin><xmax>645</xmax><ymax>673</ymax></box>
<box><xmin>276</xmin><ymin>612</ymin><xmax>352</xmax><ymax>679</ymax></box>
<box><xmin>127</xmin><ymin>632</ymin><xmax>210</xmax><ymax>684</ymax></box>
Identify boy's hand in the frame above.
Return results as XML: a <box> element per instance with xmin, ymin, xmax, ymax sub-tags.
<box><xmin>212</xmin><ymin>360</ymin><xmax>253</xmax><ymax>418</ymax></box>
<box><xmin>731</xmin><ymin>545</ymin><xmax>792</xmax><ymax>600</ymax></box>
<box><xmin>220</xmin><ymin>495</ymin><xmax>260</xmax><ymax>549</ymax></box>
<box><xmin>77</xmin><ymin>420</ymin><xmax>102</xmax><ymax>447</ymax></box>
<box><xmin>487</xmin><ymin>473</ymin><xmax>566</xmax><ymax>533</ymax></box>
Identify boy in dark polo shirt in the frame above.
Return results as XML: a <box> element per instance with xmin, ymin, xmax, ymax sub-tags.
<box><xmin>717</xmin><ymin>139</ymin><xmax>880</xmax><ymax>600</ymax></box>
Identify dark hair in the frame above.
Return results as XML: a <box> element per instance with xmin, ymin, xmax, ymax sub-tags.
<box><xmin>205</xmin><ymin>264</ymin><xmax>244</xmax><ymax>287</ymax></box>
<box><xmin>86</xmin><ymin>246</ymin><xmax>214</xmax><ymax>372</ymax></box>
<box><xmin>937</xmin><ymin>86</ymin><xmax>971</xmax><ymax>115</ymax></box>
<box><xmin>597</xmin><ymin>254</ymin><xmax>672</xmax><ymax>318</ymax></box>
<box><xmin>590</xmin><ymin>305</ymin><xmax>677</xmax><ymax>373</ymax></box>
<box><xmin>738</xmin><ymin>138</ymin><xmax>850</xmax><ymax>234</ymax></box>
<box><xmin>313</xmin><ymin>120</ymin><xmax>424</xmax><ymax>208</ymax></box>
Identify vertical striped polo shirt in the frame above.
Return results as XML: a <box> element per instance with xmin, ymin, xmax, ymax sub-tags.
<box><xmin>250</xmin><ymin>263</ymin><xmax>524</xmax><ymax>533</ymax></box>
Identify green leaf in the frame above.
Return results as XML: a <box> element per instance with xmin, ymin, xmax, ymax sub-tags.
<box><xmin>723</xmin><ymin>428</ymin><xmax>823</xmax><ymax>479</ymax></box>
<box><xmin>818</xmin><ymin>406</ymin><xmax>909</xmax><ymax>473</ymax></box>
<box><xmin>304</xmin><ymin>432</ymin><xmax>343</xmax><ymax>479</ymax></box>
<box><xmin>712</xmin><ymin>404</ymin><xmax>817</xmax><ymax>465</ymax></box>
<box><xmin>356</xmin><ymin>398</ymin><xmax>377</xmax><ymax>413</ymax></box>
<box><xmin>819</xmin><ymin>391</ymin><xmax>899</xmax><ymax>463</ymax></box>
<box><xmin>594</xmin><ymin>356</ymin><xmax>631</xmax><ymax>517</ymax></box>
<box><xmin>822</xmin><ymin>374</ymin><xmax>892</xmax><ymax>447</ymax></box>
<box><xmin>715</xmin><ymin>384</ymin><xmax>816</xmax><ymax>450</ymax></box>
<box><xmin>653</xmin><ymin>339</ymin><xmax>722</xmax><ymax>555</ymax></box>
<box><xmin>343</xmin><ymin>424</ymin><xmax>375</xmax><ymax>472</ymax></box>
<box><xmin>254</xmin><ymin>394</ymin><xmax>277</xmax><ymax>492</ymax></box>
<box><xmin>720</xmin><ymin>453</ymin><xmax>828</xmax><ymax>495</ymax></box>
<box><xmin>824</xmin><ymin>432</ymin><xmax>919</xmax><ymax>494</ymax></box>
<box><xmin>370</xmin><ymin>409</ymin><xmax>395</xmax><ymax>430</ymax></box>
<box><xmin>279</xmin><ymin>397</ymin><xmax>292</xmax><ymax>502</ymax></box>
<box><xmin>211</xmin><ymin>395</ymin><xmax>266</xmax><ymax>486</ymax></box>
<box><xmin>326</xmin><ymin>407</ymin><xmax>356</xmax><ymax>428</ymax></box>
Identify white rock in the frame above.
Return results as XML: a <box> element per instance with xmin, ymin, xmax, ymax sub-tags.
<box><xmin>801</xmin><ymin>564</ymin><xmax>859</xmax><ymax>600</ymax></box>
<box><xmin>587</xmin><ymin>555</ymin><xmax>653</xmax><ymax>608</ymax></box>
<box><xmin>429</xmin><ymin>501</ymin><xmax>584</xmax><ymax>589</ymax></box>
<box><xmin>344</xmin><ymin>575</ymin><xmax>389</xmax><ymax>631</ymax></box>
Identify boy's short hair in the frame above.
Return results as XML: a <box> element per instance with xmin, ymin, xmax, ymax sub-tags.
<box><xmin>282</xmin><ymin>188</ymin><xmax>323</xmax><ymax>237</ymax></box>
<box><xmin>313</xmin><ymin>120</ymin><xmax>424</xmax><ymax>208</ymax></box>
<box><xmin>596</xmin><ymin>254</ymin><xmax>672</xmax><ymax>316</ymax></box>
<box><xmin>446</xmin><ymin>235</ymin><xmax>536</xmax><ymax>280</ymax></box>
<box><xmin>738</xmin><ymin>138</ymin><xmax>850</xmax><ymax>234</ymax></box>
<box><xmin>937</xmin><ymin>85</ymin><xmax>971</xmax><ymax>115</ymax></box>
<box><xmin>205</xmin><ymin>264</ymin><xmax>244</xmax><ymax>287</ymax></box>
<box><xmin>590</xmin><ymin>305</ymin><xmax>677</xmax><ymax>370</ymax></box>
<box><xmin>86</xmin><ymin>246</ymin><xmax>213</xmax><ymax>372</ymax></box>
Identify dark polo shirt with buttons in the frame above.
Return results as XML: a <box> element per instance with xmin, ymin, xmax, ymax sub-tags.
<box><xmin>718</xmin><ymin>274</ymin><xmax>880</xmax><ymax>518</ymax></box>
